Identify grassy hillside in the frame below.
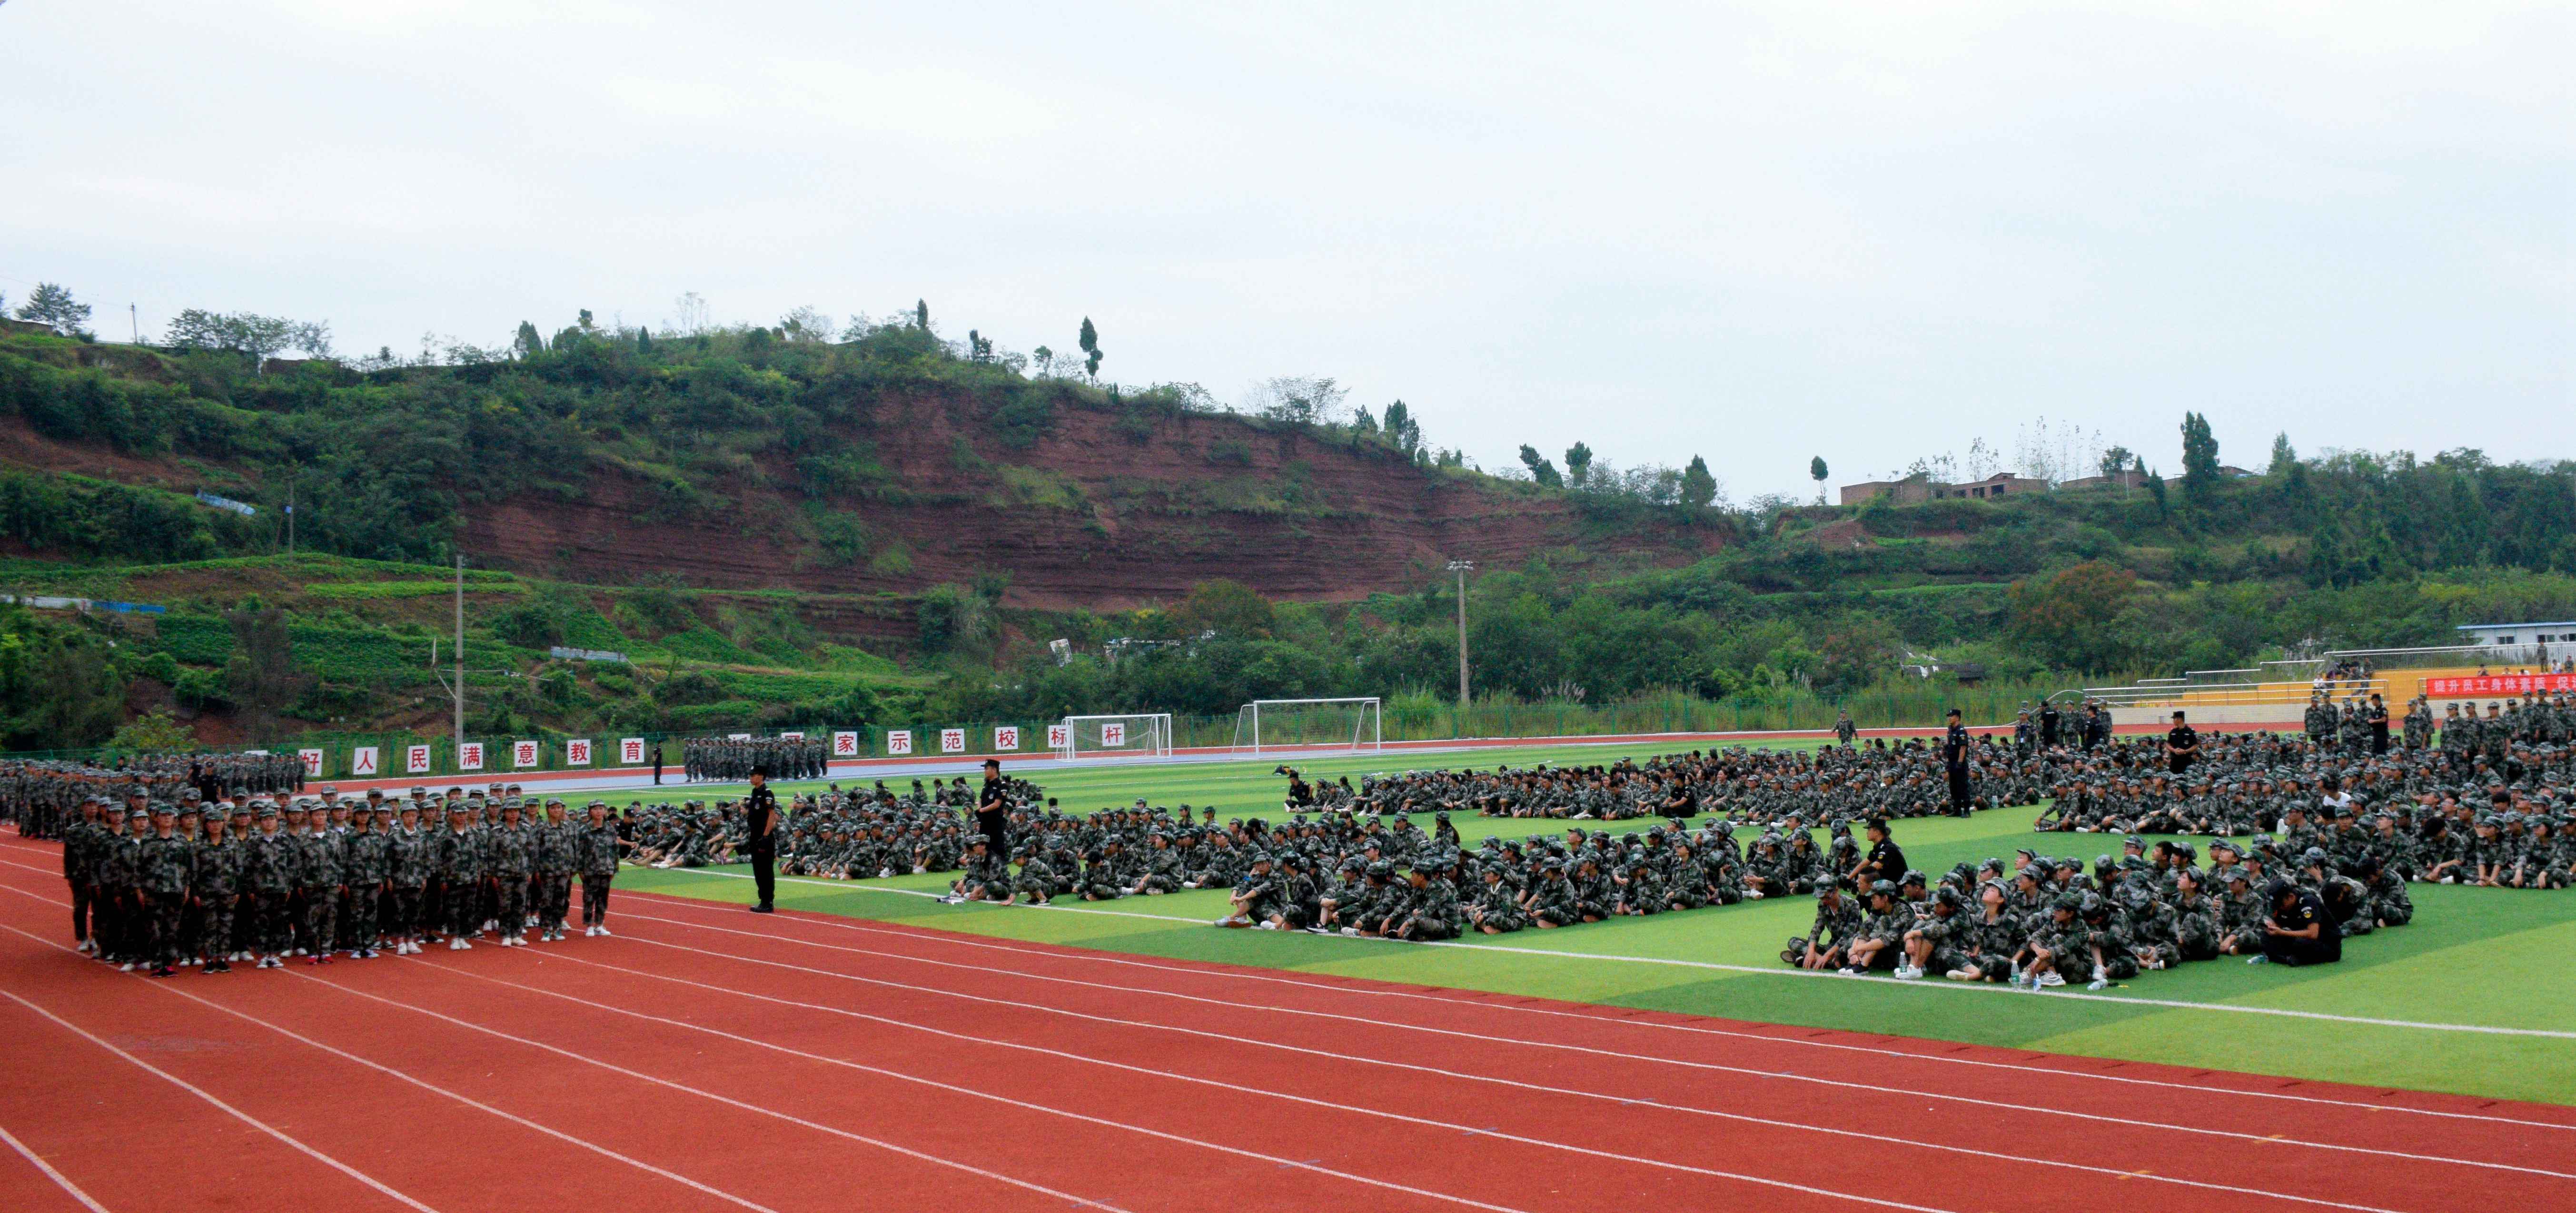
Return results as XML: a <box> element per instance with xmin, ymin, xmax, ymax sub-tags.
<box><xmin>2</xmin><ymin>315</ymin><xmax>2572</xmax><ymax>753</ymax></box>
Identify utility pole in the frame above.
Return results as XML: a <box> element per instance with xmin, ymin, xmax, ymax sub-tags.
<box><xmin>1447</xmin><ymin>559</ymin><xmax>1473</xmax><ymax>731</ymax></box>
<box><xmin>129</xmin><ymin>303</ymin><xmax>139</xmax><ymax>345</ymax></box>
<box><xmin>454</xmin><ymin>552</ymin><xmax>465</xmax><ymax>743</ymax></box>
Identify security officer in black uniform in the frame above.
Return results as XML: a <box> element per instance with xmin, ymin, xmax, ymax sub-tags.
<box><xmin>1940</xmin><ymin>709</ymin><xmax>1972</xmax><ymax>816</ymax></box>
<box><xmin>975</xmin><ymin>758</ymin><xmax>1010</xmax><ymax>857</ymax></box>
<box><xmin>744</xmin><ymin>767</ymin><xmax>779</xmax><ymax>913</ymax></box>
<box><xmin>2165</xmin><ymin>710</ymin><xmax>2200</xmax><ymax>775</ymax></box>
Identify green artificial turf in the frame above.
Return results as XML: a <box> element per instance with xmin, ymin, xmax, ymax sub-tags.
<box><xmin>609</xmin><ymin>742</ymin><xmax>2576</xmax><ymax>1105</ymax></box>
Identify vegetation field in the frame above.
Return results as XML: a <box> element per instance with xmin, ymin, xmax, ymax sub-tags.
<box><xmin>609</xmin><ymin>740</ymin><xmax>2576</xmax><ymax>1106</ymax></box>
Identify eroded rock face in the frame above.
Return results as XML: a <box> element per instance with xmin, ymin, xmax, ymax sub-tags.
<box><xmin>458</xmin><ymin>394</ymin><xmax>1726</xmax><ymax>609</ymax></box>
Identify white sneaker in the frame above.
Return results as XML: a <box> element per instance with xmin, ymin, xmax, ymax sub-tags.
<box><xmin>595</xmin><ymin>925</ymin><xmax>609</xmax><ymax>937</ymax></box>
<box><xmin>1892</xmin><ymin>966</ymin><xmax>1922</xmax><ymax>980</ymax></box>
<box><xmin>2037</xmin><ymin>971</ymin><xmax>2065</xmax><ymax>987</ymax></box>
<box><xmin>2087</xmin><ymin>976</ymin><xmax>2110</xmax><ymax>991</ymax></box>
<box><xmin>119</xmin><ymin>962</ymin><xmax>135</xmax><ymax>972</ymax></box>
<box><xmin>1745</xmin><ymin>890</ymin><xmax>1764</xmax><ymax>900</ymax></box>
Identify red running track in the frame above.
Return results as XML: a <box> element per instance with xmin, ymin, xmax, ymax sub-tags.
<box><xmin>0</xmin><ymin>839</ymin><xmax>2569</xmax><ymax>1213</ymax></box>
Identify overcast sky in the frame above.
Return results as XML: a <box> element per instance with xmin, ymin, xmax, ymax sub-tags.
<box><xmin>6</xmin><ymin>2</ymin><xmax>2570</xmax><ymax>497</ymax></box>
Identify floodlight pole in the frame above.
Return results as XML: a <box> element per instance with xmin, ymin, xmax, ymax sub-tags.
<box><xmin>1447</xmin><ymin>559</ymin><xmax>1474</xmax><ymax>733</ymax></box>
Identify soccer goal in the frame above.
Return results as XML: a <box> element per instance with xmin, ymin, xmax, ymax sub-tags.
<box><xmin>1231</xmin><ymin>698</ymin><xmax>1383</xmax><ymax>756</ymax></box>
<box><xmin>1056</xmin><ymin>713</ymin><xmax>1175</xmax><ymax>761</ymax></box>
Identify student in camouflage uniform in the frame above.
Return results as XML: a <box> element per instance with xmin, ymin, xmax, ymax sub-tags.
<box><xmin>486</xmin><ymin>802</ymin><xmax>535</xmax><ymax>945</ymax></box>
<box><xmin>437</xmin><ymin>802</ymin><xmax>485</xmax><ymax>949</ymax></box>
<box><xmin>534</xmin><ymin>799</ymin><xmax>578</xmax><ymax>941</ymax></box>
<box><xmin>294</xmin><ymin>801</ymin><xmax>345</xmax><ymax>963</ymax></box>
<box><xmin>1213</xmin><ymin>852</ymin><xmax>1279</xmax><ymax>927</ymax></box>
<box><xmin>579</xmin><ymin>800</ymin><xmax>624</xmax><ymax>936</ymax></box>
<box><xmin>945</xmin><ymin>836</ymin><xmax>1012</xmax><ymax>902</ymax></box>
<box><xmin>1940</xmin><ymin>880</ymin><xmax>2026</xmax><ymax>981</ymax></box>
<box><xmin>1785</xmin><ymin>882</ymin><xmax>1860</xmax><ymax>970</ymax></box>
<box><xmin>1388</xmin><ymin>861</ymin><xmax>1462</xmax><ymax>941</ymax></box>
<box><xmin>136</xmin><ymin>804</ymin><xmax>194</xmax><ymax>978</ymax></box>
<box><xmin>1127</xmin><ymin>831</ymin><xmax>1183</xmax><ymax>896</ymax></box>
<box><xmin>387</xmin><ymin>801</ymin><xmax>432</xmax><ymax>953</ymax></box>
<box><xmin>342</xmin><ymin>805</ymin><xmax>389</xmax><ymax>958</ymax></box>
<box><xmin>243</xmin><ymin>806</ymin><xmax>300</xmax><ymax>968</ymax></box>
<box><xmin>191</xmin><ymin>809</ymin><xmax>243</xmax><ymax>972</ymax></box>
<box><xmin>1468</xmin><ymin>864</ymin><xmax>1529</xmax><ymax>934</ymax></box>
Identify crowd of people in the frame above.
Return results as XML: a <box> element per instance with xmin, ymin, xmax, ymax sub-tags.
<box><xmin>1292</xmin><ymin>733</ymin><xmax>2054</xmax><ymax>823</ymax></box>
<box><xmin>37</xmin><ymin>782</ymin><xmax>628</xmax><ymax>978</ymax></box>
<box><xmin>680</xmin><ymin>735</ymin><xmax>830</xmax><ymax>783</ymax></box>
<box><xmin>11</xmin><ymin>689</ymin><xmax>2569</xmax><ymax>995</ymax></box>
<box><xmin>5</xmin><ymin>751</ymin><xmax>307</xmax><ymax>840</ymax></box>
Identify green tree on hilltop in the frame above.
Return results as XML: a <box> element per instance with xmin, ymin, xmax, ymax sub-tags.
<box><xmin>2181</xmin><ymin>412</ymin><xmax>2221</xmax><ymax>496</ymax></box>
<box><xmin>1681</xmin><ymin>455</ymin><xmax>1718</xmax><ymax>509</ymax></box>
<box><xmin>1078</xmin><ymin>316</ymin><xmax>1102</xmax><ymax>380</ymax></box>
<box><xmin>15</xmin><ymin>282</ymin><xmax>92</xmax><ymax>338</ymax></box>
<box><xmin>1519</xmin><ymin>445</ymin><xmax>1563</xmax><ymax>487</ymax></box>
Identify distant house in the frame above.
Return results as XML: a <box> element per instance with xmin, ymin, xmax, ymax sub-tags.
<box><xmin>2456</xmin><ymin>622</ymin><xmax>2576</xmax><ymax>664</ymax></box>
<box><xmin>1838</xmin><ymin>475</ymin><xmax>1934</xmax><ymax>506</ymax></box>
<box><xmin>2059</xmin><ymin>468</ymin><xmax>2147</xmax><ymax>492</ymax></box>
<box><xmin>1933</xmin><ymin>473</ymin><xmax>2046</xmax><ymax>501</ymax></box>
<box><xmin>1841</xmin><ymin>472</ymin><xmax>2046</xmax><ymax>505</ymax></box>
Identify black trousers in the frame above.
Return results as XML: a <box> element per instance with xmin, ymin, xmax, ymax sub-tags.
<box><xmin>1945</xmin><ymin>763</ymin><xmax>1971</xmax><ymax>811</ymax></box>
<box><xmin>2263</xmin><ymin>929</ymin><xmax>2340</xmax><ymax>966</ymax></box>
<box><xmin>751</xmin><ymin>848</ymin><xmax>775</xmax><ymax>906</ymax></box>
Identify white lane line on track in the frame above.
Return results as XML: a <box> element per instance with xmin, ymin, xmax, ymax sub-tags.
<box><xmin>627</xmin><ymin>890</ymin><xmax>2576</xmax><ymax>1134</ymax></box>
<box><xmin>0</xmin><ymin>988</ymin><xmax>440</xmax><ymax>1213</ymax></box>
<box><xmin>609</xmin><ymin>901</ymin><xmax>2576</xmax><ymax>1182</ymax></box>
<box><xmin>584</xmin><ymin>927</ymin><xmax>2407</xmax><ymax>1213</ymax></box>
<box><xmin>12</xmin><ymin>842</ymin><xmax>2573</xmax><ymax>1043</ymax></box>
<box><xmin>628</xmin><ymin>864</ymin><xmax>2576</xmax><ymax>1039</ymax></box>
<box><xmin>3</xmin><ymin>852</ymin><xmax>2566</xmax><ymax>1156</ymax></box>
<box><xmin>277</xmin><ymin>972</ymin><xmax>1136</xmax><ymax>1213</ymax></box>
<box><xmin>0</xmin><ymin>878</ymin><xmax>1127</xmax><ymax>1213</ymax></box>
<box><xmin>0</xmin><ymin>923</ymin><xmax>780</xmax><ymax>1213</ymax></box>
<box><xmin>402</xmin><ymin>952</ymin><xmax>1928</xmax><ymax>1213</ymax></box>
<box><xmin>0</xmin><ymin>1122</ymin><xmax>111</xmax><ymax>1213</ymax></box>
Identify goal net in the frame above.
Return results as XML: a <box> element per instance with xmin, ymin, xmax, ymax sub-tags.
<box><xmin>1231</xmin><ymin>698</ymin><xmax>1382</xmax><ymax>756</ymax></box>
<box><xmin>1056</xmin><ymin>714</ymin><xmax>1175</xmax><ymax>761</ymax></box>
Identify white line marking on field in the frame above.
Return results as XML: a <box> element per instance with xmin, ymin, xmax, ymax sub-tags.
<box><xmin>630</xmin><ymin>889</ymin><xmax>2575</xmax><ymax>1132</ymax></box>
<box><xmin>611</xmin><ymin>901</ymin><xmax>2576</xmax><ymax>1181</ymax></box>
<box><xmin>376</xmin><ymin>954</ymin><xmax>1568</xmax><ymax>1213</ymax></box>
<box><xmin>0</xmin><ymin>1122</ymin><xmax>111</xmax><ymax>1213</ymax></box>
<box><xmin>0</xmin><ymin>989</ymin><xmax>440</xmax><ymax>1213</ymax></box>
<box><xmin>630</xmin><ymin>867</ymin><xmax>2576</xmax><ymax>1039</ymax></box>
<box><xmin>590</xmin><ymin>925</ymin><xmax>2407</xmax><ymax>1213</ymax></box>
<box><xmin>453</xmin><ymin>947</ymin><xmax>1958</xmax><ymax>1213</ymax></box>
<box><xmin>0</xmin><ymin>923</ymin><xmax>778</xmax><ymax>1213</ymax></box>
<box><xmin>274</xmin><ymin>965</ymin><xmax>1138</xmax><ymax>1213</ymax></box>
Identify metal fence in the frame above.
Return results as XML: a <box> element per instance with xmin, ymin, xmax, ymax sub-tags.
<box><xmin>4</xmin><ymin>685</ymin><xmax>2073</xmax><ymax>777</ymax></box>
